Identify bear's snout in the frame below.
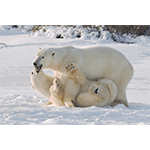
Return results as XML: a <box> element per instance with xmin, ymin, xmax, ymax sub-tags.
<box><xmin>33</xmin><ymin>62</ymin><xmax>43</xmax><ymax>71</ymax></box>
<box><xmin>33</xmin><ymin>62</ymin><xmax>37</xmax><ymax>67</ymax></box>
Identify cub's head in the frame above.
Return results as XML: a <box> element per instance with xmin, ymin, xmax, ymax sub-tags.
<box><xmin>30</xmin><ymin>67</ymin><xmax>44</xmax><ymax>88</ymax></box>
<box><xmin>33</xmin><ymin>47</ymin><xmax>65</xmax><ymax>72</ymax></box>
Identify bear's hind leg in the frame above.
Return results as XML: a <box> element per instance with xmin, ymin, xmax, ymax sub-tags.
<box><xmin>114</xmin><ymin>86</ymin><xmax>129</xmax><ymax>107</ymax></box>
<box><xmin>114</xmin><ymin>66</ymin><xmax>133</xmax><ymax>107</ymax></box>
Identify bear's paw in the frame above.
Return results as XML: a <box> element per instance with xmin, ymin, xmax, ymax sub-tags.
<box><xmin>66</xmin><ymin>63</ymin><xmax>77</xmax><ymax>74</ymax></box>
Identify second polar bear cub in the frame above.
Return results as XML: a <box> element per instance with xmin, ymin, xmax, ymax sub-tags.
<box><xmin>51</xmin><ymin>63</ymin><xmax>117</xmax><ymax>107</ymax></box>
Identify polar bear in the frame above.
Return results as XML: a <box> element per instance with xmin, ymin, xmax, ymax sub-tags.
<box><xmin>33</xmin><ymin>46</ymin><xmax>133</xmax><ymax>107</ymax></box>
<box><xmin>30</xmin><ymin>67</ymin><xmax>54</xmax><ymax>105</ymax></box>
<box><xmin>51</xmin><ymin>62</ymin><xmax>117</xmax><ymax>107</ymax></box>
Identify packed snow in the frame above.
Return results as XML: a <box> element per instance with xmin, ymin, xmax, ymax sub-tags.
<box><xmin>0</xmin><ymin>27</ymin><xmax>150</xmax><ymax>125</ymax></box>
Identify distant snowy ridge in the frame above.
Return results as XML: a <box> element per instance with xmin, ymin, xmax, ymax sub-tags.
<box><xmin>0</xmin><ymin>25</ymin><xmax>150</xmax><ymax>46</ymax></box>
<box><xmin>0</xmin><ymin>25</ymin><xmax>33</xmax><ymax>34</ymax></box>
<box><xmin>29</xmin><ymin>25</ymin><xmax>150</xmax><ymax>46</ymax></box>
<box><xmin>0</xmin><ymin>25</ymin><xmax>34</xmax><ymax>38</ymax></box>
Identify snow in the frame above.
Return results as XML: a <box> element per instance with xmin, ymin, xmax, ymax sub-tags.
<box><xmin>0</xmin><ymin>29</ymin><xmax>150</xmax><ymax>125</ymax></box>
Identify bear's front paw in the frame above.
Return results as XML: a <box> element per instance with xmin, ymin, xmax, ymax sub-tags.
<box><xmin>66</xmin><ymin>63</ymin><xmax>77</xmax><ymax>73</ymax></box>
<box><xmin>53</xmin><ymin>77</ymin><xmax>61</xmax><ymax>92</ymax></box>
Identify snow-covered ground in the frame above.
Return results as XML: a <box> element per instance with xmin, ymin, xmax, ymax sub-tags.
<box><xmin>0</xmin><ymin>30</ymin><xmax>150</xmax><ymax>125</ymax></box>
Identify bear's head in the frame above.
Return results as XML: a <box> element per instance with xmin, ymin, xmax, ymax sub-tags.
<box><xmin>33</xmin><ymin>47</ymin><xmax>68</xmax><ymax>72</ymax></box>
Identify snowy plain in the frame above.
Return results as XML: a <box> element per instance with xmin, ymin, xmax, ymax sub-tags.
<box><xmin>0</xmin><ymin>29</ymin><xmax>150</xmax><ymax>125</ymax></box>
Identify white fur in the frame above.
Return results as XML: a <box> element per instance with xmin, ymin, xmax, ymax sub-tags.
<box><xmin>30</xmin><ymin>68</ymin><xmax>54</xmax><ymax>100</ymax></box>
<box><xmin>75</xmin><ymin>78</ymin><xmax>117</xmax><ymax>107</ymax></box>
<box><xmin>30</xmin><ymin>67</ymin><xmax>117</xmax><ymax>108</ymax></box>
<box><xmin>34</xmin><ymin>46</ymin><xmax>133</xmax><ymax>107</ymax></box>
<box><xmin>51</xmin><ymin>75</ymin><xmax>117</xmax><ymax>107</ymax></box>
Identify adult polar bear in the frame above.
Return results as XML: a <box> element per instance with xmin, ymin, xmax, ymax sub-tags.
<box><xmin>33</xmin><ymin>46</ymin><xmax>133</xmax><ymax>107</ymax></box>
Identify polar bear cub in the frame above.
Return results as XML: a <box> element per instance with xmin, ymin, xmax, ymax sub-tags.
<box><xmin>30</xmin><ymin>67</ymin><xmax>54</xmax><ymax>101</ymax></box>
<box><xmin>51</xmin><ymin>63</ymin><xmax>117</xmax><ymax>107</ymax></box>
<box><xmin>30</xmin><ymin>67</ymin><xmax>65</xmax><ymax>106</ymax></box>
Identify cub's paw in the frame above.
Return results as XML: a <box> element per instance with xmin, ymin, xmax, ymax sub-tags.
<box><xmin>89</xmin><ymin>84</ymin><xmax>103</xmax><ymax>98</ymax></box>
<box><xmin>89</xmin><ymin>85</ymin><xmax>97</xmax><ymax>94</ymax></box>
<box><xmin>53</xmin><ymin>77</ymin><xmax>61</xmax><ymax>92</ymax></box>
<box><xmin>66</xmin><ymin>63</ymin><xmax>77</xmax><ymax>73</ymax></box>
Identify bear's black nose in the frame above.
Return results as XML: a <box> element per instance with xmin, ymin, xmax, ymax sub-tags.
<box><xmin>33</xmin><ymin>62</ymin><xmax>37</xmax><ymax>67</ymax></box>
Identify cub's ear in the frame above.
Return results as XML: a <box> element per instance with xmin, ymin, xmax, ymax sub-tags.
<box><xmin>38</xmin><ymin>47</ymin><xmax>42</xmax><ymax>51</ymax></box>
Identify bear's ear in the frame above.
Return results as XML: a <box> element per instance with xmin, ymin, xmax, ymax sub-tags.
<box><xmin>38</xmin><ymin>47</ymin><xmax>42</xmax><ymax>51</ymax></box>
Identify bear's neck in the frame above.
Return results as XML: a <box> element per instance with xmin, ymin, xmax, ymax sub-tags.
<box><xmin>57</xmin><ymin>50</ymin><xmax>71</xmax><ymax>72</ymax></box>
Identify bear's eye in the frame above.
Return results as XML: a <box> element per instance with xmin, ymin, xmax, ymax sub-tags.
<box><xmin>31</xmin><ymin>72</ymin><xmax>33</xmax><ymax>75</ymax></box>
<box><xmin>52</xmin><ymin>52</ymin><xmax>55</xmax><ymax>57</ymax></box>
<box><xmin>42</xmin><ymin>56</ymin><xmax>44</xmax><ymax>59</ymax></box>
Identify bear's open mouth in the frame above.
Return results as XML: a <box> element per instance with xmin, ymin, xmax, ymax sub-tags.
<box><xmin>35</xmin><ymin>64</ymin><xmax>43</xmax><ymax>73</ymax></box>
